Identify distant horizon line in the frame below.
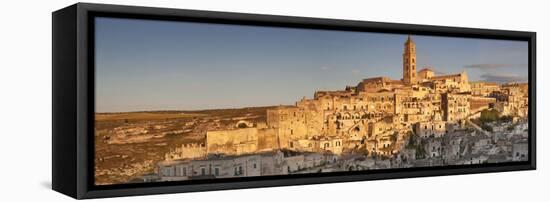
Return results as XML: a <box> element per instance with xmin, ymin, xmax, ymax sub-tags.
<box><xmin>95</xmin><ymin>104</ymin><xmax>293</xmax><ymax>114</ymax></box>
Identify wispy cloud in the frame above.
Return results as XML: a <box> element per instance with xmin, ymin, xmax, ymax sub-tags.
<box><xmin>464</xmin><ymin>63</ymin><xmax>510</xmax><ymax>70</ymax></box>
<box><xmin>480</xmin><ymin>73</ymin><xmax>526</xmax><ymax>83</ymax></box>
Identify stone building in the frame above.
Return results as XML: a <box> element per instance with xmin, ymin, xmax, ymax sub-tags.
<box><xmin>426</xmin><ymin>139</ymin><xmax>442</xmax><ymax>158</ymax></box>
<box><xmin>418</xmin><ymin>68</ymin><xmax>435</xmax><ymax>80</ymax></box>
<box><xmin>192</xmin><ymin>35</ymin><xmax>526</xmax><ymax>161</ymax></box>
<box><xmin>164</xmin><ymin>143</ymin><xmax>206</xmax><ymax>161</ymax></box>
<box><xmin>402</xmin><ymin>35</ymin><xmax>417</xmax><ymax>85</ymax></box>
<box><xmin>442</xmin><ymin>93</ymin><xmax>471</xmax><ymax>122</ymax></box>
<box><xmin>470</xmin><ymin>81</ymin><xmax>500</xmax><ymax>96</ymax></box>
<box><xmin>415</xmin><ymin>120</ymin><xmax>446</xmax><ymax>138</ymax></box>
<box><xmin>288</xmin><ymin>135</ymin><xmax>343</xmax><ymax>154</ymax></box>
<box><xmin>206</xmin><ymin>127</ymin><xmax>278</xmax><ymax>155</ymax></box>
<box><xmin>490</xmin><ymin>85</ymin><xmax>529</xmax><ymax>117</ymax></box>
<box><xmin>158</xmin><ymin>151</ymin><xmax>285</xmax><ymax>181</ymax></box>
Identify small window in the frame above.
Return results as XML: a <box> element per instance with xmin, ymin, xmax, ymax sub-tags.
<box><xmin>175</xmin><ymin>167</ymin><xmax>181</xmax><ymax>176</ymax></box>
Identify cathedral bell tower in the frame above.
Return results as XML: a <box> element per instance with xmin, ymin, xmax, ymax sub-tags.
<box><xmin>403</xmin><ymin>35</ymin><xmax>417</xmax><ymax>85</ymax></box>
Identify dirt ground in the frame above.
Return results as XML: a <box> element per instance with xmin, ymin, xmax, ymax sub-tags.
<box><xmin>94</xmin><ymin>106</ymin><xmax>277</xmax><ymax>185</ymax></box>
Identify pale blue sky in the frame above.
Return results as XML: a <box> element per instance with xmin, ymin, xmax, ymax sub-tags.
<box><xmin>95</xmin><ymin>17</ymin><xmax>528</xmax><ymax>112</ymax></box>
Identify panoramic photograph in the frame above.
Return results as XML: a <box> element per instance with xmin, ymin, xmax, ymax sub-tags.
<box><xmin>94</xmin><ymin>17</ymin><xmax>529</xmax><ymax>185</ymax></box>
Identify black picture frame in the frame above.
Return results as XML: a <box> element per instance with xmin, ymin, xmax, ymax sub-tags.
<box><xmin>52</xmin><ymin>3</ymin><xmax>536</xmax><ymax>199</ymax></box>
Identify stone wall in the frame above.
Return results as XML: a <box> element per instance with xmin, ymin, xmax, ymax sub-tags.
<box><xmin>206</xmin><ymin>128</ymin><xmax>259</xmax><ymax>155</ymax></box>
<box><xmin>206</xmin><ymin>127</ymin><xmax>281</xmax><ymax>155</ymax></box>
<box><xmin>165</xmin><ymin>143</ymin><xmax>206</xmax><ymax>161</ymax></box>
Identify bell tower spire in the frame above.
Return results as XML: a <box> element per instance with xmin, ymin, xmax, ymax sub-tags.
<box><xmin>403</xmin><ymin>35</ymin><xmax>417</xmax><ymax>85</ymax></box>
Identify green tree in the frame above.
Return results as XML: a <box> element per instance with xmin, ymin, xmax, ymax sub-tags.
<box><xmin>479</xmin><ymin>109</ymin><xmax>499</xmax><ymax>123</ymax></box>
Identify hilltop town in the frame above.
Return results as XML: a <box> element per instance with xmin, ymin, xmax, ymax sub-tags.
<box><xmin>95</xmin><ymin>36</ymin><xmax>529</xmax><ymax>184</ymax></box>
